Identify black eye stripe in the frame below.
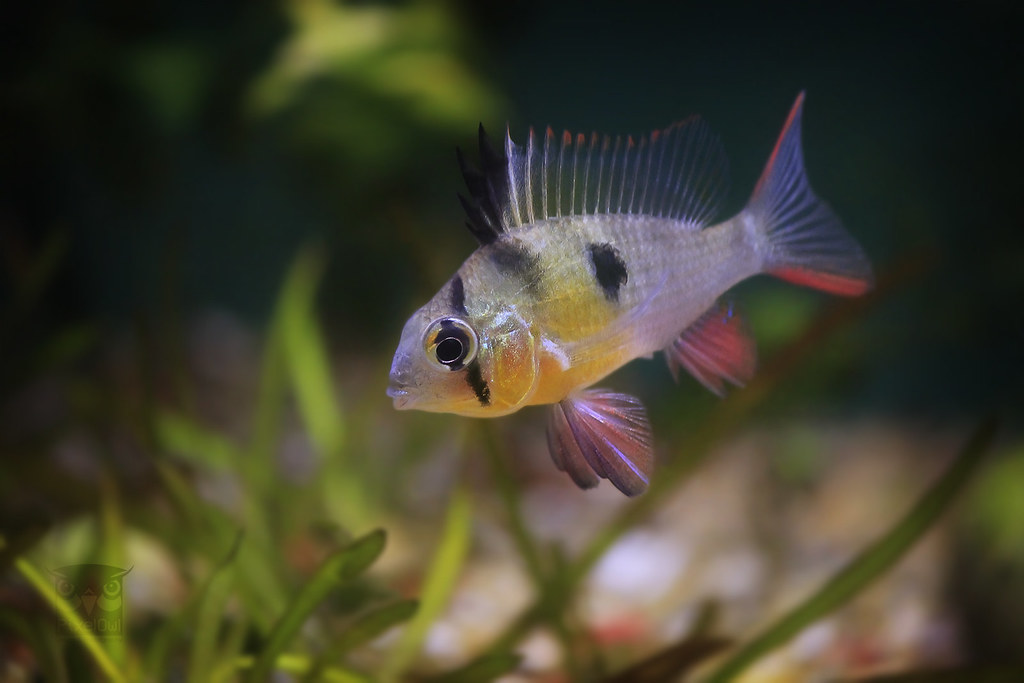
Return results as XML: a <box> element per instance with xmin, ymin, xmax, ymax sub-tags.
<box><xmin>450</xmin><ymin>275</ymin><xmax>467</xmax><ymax>315</ymax></box>
<box><xmin>466</xmin><ymin>360</ymin><xmax>490</xmax><ymax>406</ymax></box>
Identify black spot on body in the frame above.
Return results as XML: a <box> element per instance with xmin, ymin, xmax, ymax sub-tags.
<box><xmin>450</xmin><ymin>275</ymin><xmax>467</xmax><ymax>315</ymax></box>
<box><xmin>489</xmin><ymin>238</ymin><xmax>542</xmax><ymax>293</ymax></box>
<box><xmin>587</xmin><ymin>242</ymin><xmax>628</xmax><ymax>302</ymax></box>
<box><xmin>490</xmin><ymin>239</ymin><xmax>538</xmax><ymax>273</ymax></box>
<box><xmin>465</xmin><ymin>361</ymin><xmax>490</xmax><ymax>406</ymax></box>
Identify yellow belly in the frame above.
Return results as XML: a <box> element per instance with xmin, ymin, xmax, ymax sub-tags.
<box><xmin>526</xmin><ymin>343</ymin><xmax>636</xmax><ymax>405</ymax></box>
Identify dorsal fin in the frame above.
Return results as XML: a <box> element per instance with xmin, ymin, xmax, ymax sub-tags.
<box><xmin>502</xmin><ymin>116</ymin><xmax>729</xmax><ymax>228</ymax></box>
<box><xmin>457</xmin><ymin>124</ymin><xmax>510</xmax><ymax>245</ymax></box>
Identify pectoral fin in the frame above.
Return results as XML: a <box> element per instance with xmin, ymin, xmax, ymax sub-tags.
<box><xmin>546</xmin><ymin>389</ymin><xmax>653</xmax><ymax>496</ymax></box>
<box><xmin>665</xmin><ymin>302</ymin><xmax>757</xmax><ymax>396</ymax></box>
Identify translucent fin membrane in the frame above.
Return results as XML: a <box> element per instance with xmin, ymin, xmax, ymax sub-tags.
<box><xmin>546</xmin><ymin>389</ymin><xmax>654</xmax><ymax>496</ymax></box>
<box><xmin>665</xmin><ymin>302</ymin><xmax>757</xmax><ymax>396</ymax></box>
<box><xmin>504</xmin><ymin>117</ymin><xmax>729</xmax><ymax>228</ymax></box>
<box><xmin>748</xmin><ymin>93</ymin><xmax>873</xmax><ymax>296</ymax></box>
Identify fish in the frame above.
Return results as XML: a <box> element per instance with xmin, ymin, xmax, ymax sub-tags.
<box><xmin>387</xmin><ymin>93</ymin><xmax>872</xmax><ymax>496</ymax></box>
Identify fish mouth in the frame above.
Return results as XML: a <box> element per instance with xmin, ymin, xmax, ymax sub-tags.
<box><xmin>386</xmin><ymin>383</ymin><xmax>413</xmax><ymax>410</ymax></box>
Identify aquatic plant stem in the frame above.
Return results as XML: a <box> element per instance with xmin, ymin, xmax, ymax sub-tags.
<box><xmin>380</xmin><ymin>486</ymin><xmax>472</xmax><ymax>681</ymax></box>
<box><xmin>14</xmin><ymin>556</ymin><xmax>129</xmax><ymax>683</ymax></box>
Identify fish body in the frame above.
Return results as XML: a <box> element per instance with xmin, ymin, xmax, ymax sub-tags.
<box><xmin>388</xmin><ymin>93</ymin><xmax>872</xmax><ymax>495</ymax></box>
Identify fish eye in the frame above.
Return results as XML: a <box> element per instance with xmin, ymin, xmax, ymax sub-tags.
<box><xmin>424</xmin><ymin>318</ymin><xmax>478</xmax><ymax>371</ymax></box>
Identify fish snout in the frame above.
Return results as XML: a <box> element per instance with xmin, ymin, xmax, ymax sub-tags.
<box><xmin>387</xmin><ymin>354</ymin><xmax>416</xmax><ymax>409</ymax></box>
<box><xmin>386</xmin><ymin>382</ymin><xmax>412</xmax><ymax>409</ymax></box>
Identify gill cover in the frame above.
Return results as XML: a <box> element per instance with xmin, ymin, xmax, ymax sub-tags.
<box><xmin>482</xmin><ymin>308</ymin><xmax>539</xmax><ymax>414</ymax></box>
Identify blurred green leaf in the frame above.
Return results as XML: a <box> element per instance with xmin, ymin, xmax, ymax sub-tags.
<box><xmin>274</xmin><ymin>244</ymin><xmax>373</xmax><ymax>528</ymax></box>
<box><xmin>335</xmin><ymin>599</ymin><xmax>418</xmax><ymax>655</ymax></box>
<box><xmin>381</xmin><ymin>486</ymin><xmax>472</xmax><ymax>681</ymax></box>
<box><xmin>426</xmin><ymin>652</ymin><xmax>522</xmax><ymax>683</ymax></box>
<box><xmin>962</xmin><ymin>442</ymin><xmax>1024</xmax><ymax>561</ymax></box>
<box><xmin>14</xmin><ymin>556</ymin><xmax>129</xmax><ymax>683</ymax></box>
<box><xmin>703</xmin><ymin>417</ymin><xmax>998</xmax><ymax>683</ymax></box>
<box><xmin>300</xmin><ymin>599</ymin><xmax>420</xmax><ymax>683</ymax></box>
<box><xmin>248</xmin><ymin>0</ymin><xmax>500</xmax><ymax>138</ymax></box>
<box><xmin>228</xmin><ymin>653</ymin><xmax>371</xmax><ymax>683</ymax></box>
<box><xmin>278</xmin><ymin>245</ymin><xmax>344</xmax><ymax>460</ymax></box>
<box><xmin>603</xmin><ymin>636</ymin><xmax>731</xmax><ymax>683</ymax></box>
<box><xmin>246</xmin><ymin>528</ymin><xmax>386</xmax><ymax>682</ymax></box>
<box><xmin>155</xmin><ymin>410</ymin><xmax>242</xmax><ymax>470</ymax></box>
<box><xmin>97</xmin><ymin>473</ymin><xmax>127</xmax><ymax>666</ymax></box>
<box><xmin>187</xmin><ymin>533</ymin><xmax>244</xmax><ymax>683</ymax></box>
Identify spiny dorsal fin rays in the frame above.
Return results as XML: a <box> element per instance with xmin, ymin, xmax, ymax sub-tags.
<box><xmin>542</xmin><ymin>127</ymin><xmax>552</xmax><ymax>220</ymax></box>
<box><xmin>504</xmin><ymin>126</ymin><xmax>522</xmax><ymax>226</ymax></box>
<box><xmin>457</xmin><ymin>123</ymin><xmax>509</xmax><ymax>246</ymax></box>
<box><xmin>500</xmin><ymin>116</ymin><xmax>729</xmax><ymax>229</ymax></box>
<box><xmin>458</xmin><ymin>117</ymin><xmax>730</xmax><ymax>242</ymax></box>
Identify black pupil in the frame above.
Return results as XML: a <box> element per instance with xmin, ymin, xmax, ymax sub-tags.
<box><xmin>436</xmin><ymin>336</ymin><xmax>464</xmax><ymax>364</ymax></box>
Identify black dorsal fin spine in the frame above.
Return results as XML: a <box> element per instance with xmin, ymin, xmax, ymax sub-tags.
<box><xmin>457</xmin><ymin>124</ymin><xmax>510</xmax><ymax>246</ymax></box>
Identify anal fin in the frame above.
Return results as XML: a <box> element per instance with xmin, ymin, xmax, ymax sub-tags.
<box><xmin>546</xmin><ymin>389</ymin><xmax>653</xmax><ymax>496</ymax></box>
<box><xmin>665</xmin><ymin>302</ymin><xmax>757</xmax><ymax>396</ymax></box>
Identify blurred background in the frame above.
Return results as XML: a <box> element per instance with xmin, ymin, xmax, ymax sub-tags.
<box><xmin>1</xmin><ymin>0</ymin><xmax>1021</xmax><ymax>680</ymax></box>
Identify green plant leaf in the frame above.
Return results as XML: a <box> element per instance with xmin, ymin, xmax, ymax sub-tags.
<box><xmin>425</xmin><ymin>652</ymin><xmax>522</xmax><ymax>683</ymax></box>
<box><xmin>187</xmin><ymin>533</ymin><xmax>244</xmax><ymax>683</ymax></box>
<box><xmin>299</xmin><ymin>599</ymin><xmax>420</xmax><ymax>683</ymax></box>
<box><xmin>246</xmin><ymin>528</ymin><xmax>387</xmax><ymax>682</ymax></box>
<box><xmin>278</xmin><ymin>245</ymin><xmax>344</xmax><ymax>460</ymax></box>
<box><xmin>335</xmin><ymin>599</ymin><xmax>419</xmax><ymax>654</ymax></box>
<box><xmin>14</xmin><ymin>556</ymin><xmax>130</xmax><ymax>683</ymax></box>
<box><xmin>380</xmin><ymin>486</ymin><xmax>472</xmax><ymax>681</ymax></box>
<box><xmin>274</xmin><ymin>244</ymin><xmax>372</xmax><ymax>528</ymax></box>
<box><xmin>155</xmin><ymin>410</ymin><xmax>242</xmax><ymax>470</ymax></box>
<box><xmin>227</xmin><ymin>653</ymin><xmax>372</xmax><ymax>683</ymax></box>
<box><xmin>603</xmin><ymin>636</ymin><xmax>732</xmax><ymax>683</ymax></box>
<box><xmin>703</xmin><ymin>417</ymin><xmax>997</xmax><ymax>683</ymax></box>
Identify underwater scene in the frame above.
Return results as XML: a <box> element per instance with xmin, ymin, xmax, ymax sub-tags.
<box><xmin>1</xmin><ymin>0</ymin><xmax>1021</xmax><ymax>680</ymax></box>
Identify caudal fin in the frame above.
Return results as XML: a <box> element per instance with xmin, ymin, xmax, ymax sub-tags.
<box><xmin>745</xmin><ymin>92</ymin><xmax>873</xmax><ymax>296</ymax></box>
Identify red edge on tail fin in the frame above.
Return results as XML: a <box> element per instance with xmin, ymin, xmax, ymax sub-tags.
<box><xmin>753</xmin><ymin>91</ymin><xmax>806</xmax><ymax>197</ymax></box>
<box><xmin>769</xmin><ymin>266</ymin><xmax>870</xmax><ymax>297</ymax></box>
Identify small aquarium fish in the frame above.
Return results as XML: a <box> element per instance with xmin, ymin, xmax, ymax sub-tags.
<box><xmin>388</xmin><ymin>93</ymin><xmax>871</xmax><ymax>496</ymax></box>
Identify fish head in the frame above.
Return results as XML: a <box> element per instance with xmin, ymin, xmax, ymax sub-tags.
<box><xmin>387</xmin><ymin>280</ymin><xmax>539</xmax><ymax>417</ymax></box>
